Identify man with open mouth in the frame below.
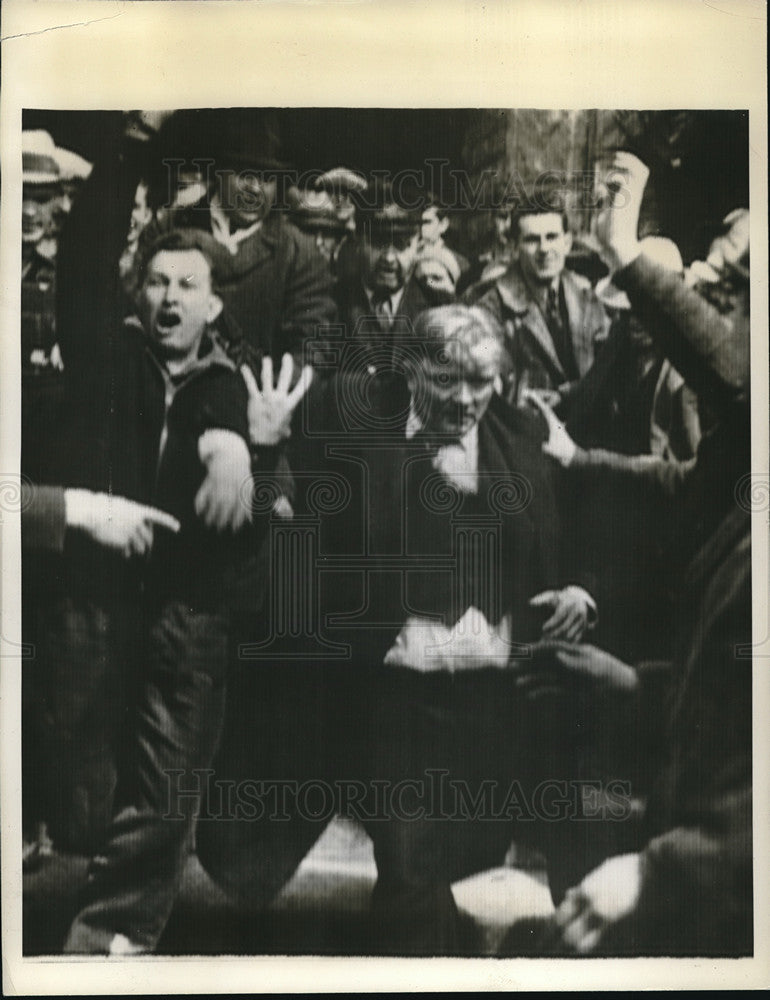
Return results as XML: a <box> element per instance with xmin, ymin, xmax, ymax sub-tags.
<box><xmin>36</xmin><ymin>111</ymin><xmax>310</xmax><ymax>955</ymax></box>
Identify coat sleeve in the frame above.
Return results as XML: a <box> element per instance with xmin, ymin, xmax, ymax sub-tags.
<box><xmin>614</xmin><ymin>256</ymin><xmax>749</xmax><ymax>422</ymax></box>
<box><xmin>633</xmin><ymin>767</ymin><xmax>752</xmax><ymax>955</ymax></box>
<box><xmin>608</xmin><ymin>517</ymin><xmax>753</xmax><ymax>955</ymax></box>
<box><xmin>20</xmin><ymin>483</ymin><xmax>67</xmax><ymax>553</ymax></box>
<box><xmin>56</xmin><ymin>123</ymin><xmax>151</xmax><ymax>372</ymax></box>
<box><xmin>570</xmin><ymin>446</ymin><xmax>695</xmax><ymax>499</ymax></box>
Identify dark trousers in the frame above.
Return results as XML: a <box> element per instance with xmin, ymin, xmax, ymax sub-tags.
<box><xmin>196</xmin><ymin>658</ymin><xmax>624</xmax><ymax>956</ymax></box>
<box><xmin>64</xmin><ymin>600</ymin><xmax>229</xmax><ymax>953</ymax></box>
<box><xmin>362</xmin><ymin>666</ymin><xmax>621</xmax><ymax>955</ymax></box>
<box><xmin>196</xmin><ymin>657</ymin><xmax>365</xmax><ymax>912</ymax></box>
<box><xmin>28</xmin><ymin>593</ymin><xmax>139</xmax><ymax>853</ymax></box>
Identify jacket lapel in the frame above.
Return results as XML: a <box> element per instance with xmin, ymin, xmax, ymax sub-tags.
<box><xmin>396</xmin><ymin>277</ymin><xmax>429</xmax><ymax>325</ymax></box>
<box><xmin>206</xmin><ymin>212</ymin><xmax>280</xmax><ymax>284</ymax></box>
<box><xmin>561</xmin><ymin>269</ymin><xmax>600</xmax><ymax>377</ymax></box>
<box><xmin>225</xmin><ymin>225</ymin><xmax>278</xmax><ymax>279</ymax></box>
<box><xmin>495</xmin><ymin>264</ymin><xmax>566</xmax><ymax>380</ymax></box>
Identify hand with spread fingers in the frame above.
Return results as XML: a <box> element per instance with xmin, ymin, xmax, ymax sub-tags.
<box><xmin>528</xmin><ymin>585</ymin><xmax>596</xmax><ymax>643</ymax></box>
<box><xmin>241</xmin><ymin>353</ymin><xmax>314</xmax><ymax>448</ymax></box>
<box><xmin>548</xmin><ymin>853</ymin><xmax>644</xmax><ymax>954</ymax></box>
<box><xmin>511</xmin><ymin>640</ymin><xmax>638</xmax><ymax>701</ymax></box>
<box><xmin>524</xmin><ymin>389</ymin><xmax>577</xmax><ymax>467</ymax></box>
<box><xmin>64</xmin><ymin>489</ymin><xmax>180</xmax><ymax>558</ymax></box>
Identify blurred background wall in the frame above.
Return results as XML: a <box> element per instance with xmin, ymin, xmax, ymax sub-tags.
<box><xmin>23</xmin><ymin>108</ymin><xmax>748</xmax><ymax>265</ymax></box>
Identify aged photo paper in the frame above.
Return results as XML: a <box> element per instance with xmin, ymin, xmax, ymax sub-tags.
<box><xmin>1</xmin><ymin>0</ymin><xmax>768</xmax><ymax>993</ymax></box>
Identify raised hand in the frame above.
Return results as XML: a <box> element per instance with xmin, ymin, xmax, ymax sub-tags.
<box><xmin>523</xmin><ymin>389</ymin><xmax>577</xmax><ymax>467</ymax></box>
<box><xmin>64</xmin><ymin>489</ymin><xmax>179</xmax><ymax>558</ymax></box>
<box><xmin>592</xmin><ymin>150</ymin><xmax>650</xmax><ymax>273</ymax></box>
<box><xmin>241</xmin><ymin>354</ymin><xmax>313</xmax><ymax>447</ymax></box>
<box><xmin>123</xmin><ymin>110</ymin><xmax>177</xmax><ymax>142</ymax></box>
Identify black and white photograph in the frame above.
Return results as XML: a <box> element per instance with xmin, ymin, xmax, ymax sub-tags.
<box><xmin>1</xmin><ymin>1</ymin><xmax>768</xmax><ymax>993</ymax></box>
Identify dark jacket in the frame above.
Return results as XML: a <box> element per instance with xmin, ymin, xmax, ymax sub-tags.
<box><xmin>476</xmin><ymin>261</ymin><xmax>610</xmax><ymax>407</ymax></box>
<box><xmin>614</xmin><ymin>255</ymin><xmax>750</xmax><ymax>562</ymax></box>
<box><xmin>614</xmin><ymin>506</ymin><xmax>752</xmax><ymax>956</ymax></box>
<box><xmin>601</xmin><ymin>255</ymin><xmax>752</xmax><ymax>955</ymax></box>
<box><xmin>170</xmin><ymin>201</ymin><xmax>338</xmax><ymax>366</ymax></box>
<box><xmin>21</xmin><ymin>250</ymin><xmax>57</xmax><ymax>367</ymax></box>
<box><xmin>311</xmin><ymin>377</ymin><xmax>591</xmax><ymax>667</ymax></box>
<box><xmin>332</xmin><ymin>273</ymin><xmax>444</xmax><ymax>376</ymax></box>
<box><xmin>21</xmin><ymin>250</ymin><xmax>64</xmax><ymax>482</ymax></box>
<box><xmin>616</xmin><ymin>256</ymin><xmax>749</xmax><ymax>418</ymax></box>
<box><xmin>20</xmin><ymin>483</ymin><xmax>66</xmax><ymax>553</ymax></box>
<box><xmin>54</xmin><ymin>134</ymin><xmax>256</xmax><ymax>610</ymax></box>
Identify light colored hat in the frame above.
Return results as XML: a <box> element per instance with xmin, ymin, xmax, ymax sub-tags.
<box><xmin>22</xmin><ymin>130</ymin><xmax>60</xmax><ymax>185</ymax></box>
<box><xmin>416</xmin><ymin>244</ymin><xmax>462</xmax><ymax>286</ymax></box>
<box><xmin>22</xmin><ymin>129</ymin><xmax>92</xmax><ymax>184</ymax></box>
<box><xmin>54</xmin><ymin>146</ymin><xmax>92</xmax><ymax>182</ymax></box>
<box><xmin>315</xmin><ymin>166</ymin><xmax>367</xmax><ymax>195</ymax></box>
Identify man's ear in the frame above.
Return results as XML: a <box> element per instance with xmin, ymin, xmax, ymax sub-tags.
<box><xmin>207</xmin><ymin>293</ymin><xmax>224</xmax><ymax>325</ymax></box>
<box><xmin>438</xmin><ymin>216</ymin><xmax>450</xmax><ymax>237</ymax></box>
<box><xmin>563</xmin><ymin>230</ymin><xmax>573</xmax><ymax>254</ymax></box>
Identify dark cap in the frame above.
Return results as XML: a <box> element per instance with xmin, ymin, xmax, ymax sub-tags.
<box><xmin>354</xmin><ymin>178</ymin><xmax>423</xmax><ymax>235</ymax></box>
<box><xmin>287</xmin><ymin>187</ymin><xmax>349</xmax><ymax>235</ymax></box>
<box><xmin>193</xmin><ymin>109</ymin><xmax>292</xmax><ymax>173</ymax></box>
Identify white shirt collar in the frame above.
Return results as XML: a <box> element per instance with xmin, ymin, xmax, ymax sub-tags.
<box><xmin>209</xmin><ymin>194</ymin><xmax>263</xmax><ymax>255</ymax></box>
<box><xmin>406</xmin><ymin>400</ymin><xmax>479</xmax><ymax>494</ymax></box>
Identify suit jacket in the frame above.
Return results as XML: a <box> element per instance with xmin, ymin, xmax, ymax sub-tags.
<box><xmin>196</xmin><ymin>378</ymin><xmax>593</xmax><ymax>908</ymax></box>
<box><xmin>166</xmin><ymin>203</ymin><xmax>338</xmax><ymax>366</ymax></box>
<box><xmin>333</xmin><ymin>274</ymin><xmax>438</xmax><ymax>376</ymax></box>
<box><xmin>313</xmin><ymin>377</ymin><xmax>577</xmax><ymax>668</ymax></box>
<box><xmin>477</xmin><ymin>261</ymin><xmax>610</xmax><ymax>407</ymax></box>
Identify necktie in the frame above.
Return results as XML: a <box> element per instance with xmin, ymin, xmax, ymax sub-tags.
<box><xmin>373</xmin><ymin>293</ymin><xmax>394</xmax><ymax>330</ymax></box>
<box><xmin>545</xmin><ymin>283</ymin><xmax>578</xmax><ymax>381</ymax></box>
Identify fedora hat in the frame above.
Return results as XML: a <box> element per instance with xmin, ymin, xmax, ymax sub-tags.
<box><xmin>204</xmin><ymin>110</ymin><xmax>292</xmax><ymax>172</ymax></box>
<box><xmin>22</xmin><ymin>130</ymin><xmax>61</xmax><ymax>186</ymax></box>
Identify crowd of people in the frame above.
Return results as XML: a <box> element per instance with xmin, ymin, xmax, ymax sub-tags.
<box><xmin>19</xmin><ymin>110</ymin><xmax>753</xmax><ymax>957</ymax></box>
